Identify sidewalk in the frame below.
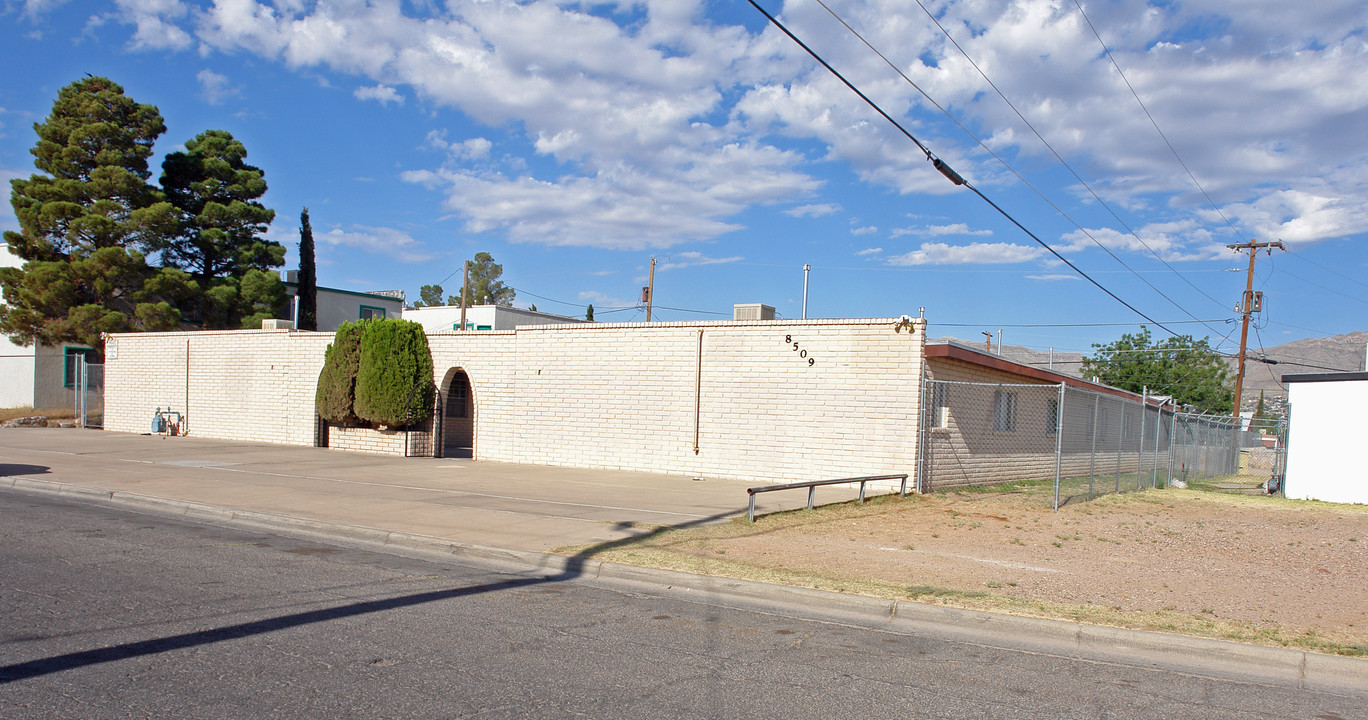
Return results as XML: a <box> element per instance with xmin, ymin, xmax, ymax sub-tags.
<box><xmin>0</xmin><ymin>428</ymin><xmax>858</xmax><ymax>552</ymax></box>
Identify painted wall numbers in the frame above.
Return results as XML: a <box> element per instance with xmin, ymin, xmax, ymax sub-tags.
<box><xmin>784</xmin><ymin>334</ymin><xmax>816</xmax><ymax>366</ymax></box>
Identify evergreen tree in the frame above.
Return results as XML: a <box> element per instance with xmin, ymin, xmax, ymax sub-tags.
<box><xmin>354</xmin><ymin>319</ymin><xmax>434</xmax><ymax>428</ymax></box>
<box><xmin>0</xmin><ymin>76</ymin><xmax>187</xmax><ymax>352</ymax></box>
<box><xmin>585</xmin><ymin>303</ymin><xmax>594</xmax><ymax>322</ymax></box>
<box><xmin>316</xmin><ymin>321</ymin><xmax>365</xmax><ymax>423</ymax></box>
<box><xmin>418</xmin><ymin>284</ymin><xmax>444</xmax><ymax>307</ymax></box>
<box><xmin>455</xmin><ymin>252</ymin><xmax>514</xmax><ymax>306</ymax></box>
<box><xmin>160</xmin><ymin>130</ymin><xmax>282</xmax><ymax>328</ymax></box>
<box><xmin>297</xmin><ymin>208</ymin><xmax>317</xmax><ymax>330</ymax></box>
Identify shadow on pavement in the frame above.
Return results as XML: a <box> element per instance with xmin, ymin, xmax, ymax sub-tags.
<box><xmin>0</xmin><ymin>510</ymin><xmax>739</xmax><ymax>683</ymax></box>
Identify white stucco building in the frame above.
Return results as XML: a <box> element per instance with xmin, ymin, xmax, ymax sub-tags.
<box><xmin>402</xmin><ymin>304</ymin><xmax>587</xmax><ymax>332</ymax></box>
<box><xmin>1282</xmin><ymin>372</ymin><xmax>1368</xmax><ymax>504</ymax></box>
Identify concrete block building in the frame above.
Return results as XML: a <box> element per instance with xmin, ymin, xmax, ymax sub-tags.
<box><xmin>100</xmin><ymin>317</ymin><xmax>1165</xmax><ymax>491</ymax></box>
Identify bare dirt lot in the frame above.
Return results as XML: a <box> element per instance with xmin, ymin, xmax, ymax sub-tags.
<box><xmin>568</xmin><ymin>487</ymin><xmax>1368</xmax><ymax>657</ymax></box>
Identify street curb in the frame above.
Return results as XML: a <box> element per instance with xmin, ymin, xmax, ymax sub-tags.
<box><xmin>4</xmin><ymin>476</ymin><xmax>1365</xmax><ymax>694</ymax></box>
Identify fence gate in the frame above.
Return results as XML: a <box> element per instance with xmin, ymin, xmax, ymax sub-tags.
<box><xmin>76</xmin><ymin>357</ymin><xmax>104</xmax><ymax>429</ymax></box>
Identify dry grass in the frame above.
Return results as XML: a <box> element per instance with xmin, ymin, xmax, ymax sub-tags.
<box><xmin>556</xmin><ymin>490</ymin><xmax>1368</xmax><ymax>658</ymax></box>
<box><xmin>0</xmin><ymin>406</ymin><xmax>75</xmax><ymax>423</ymax></box>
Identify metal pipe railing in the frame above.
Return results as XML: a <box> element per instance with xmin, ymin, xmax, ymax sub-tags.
<box><xmin>746</xmin><ymin>474</ymin><xmax>909</xmax><ymax>522</ymax></box>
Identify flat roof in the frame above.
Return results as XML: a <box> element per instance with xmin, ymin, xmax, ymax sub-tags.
<box><xmin>1282</xmin><ymin>371</ymin><xmax>1368</xmax><ymax>384</ymax></box>
<box><xmin>926</xmin><ymin>342</ymin><xmax>1155</xmax><ymax>403</ymax></box>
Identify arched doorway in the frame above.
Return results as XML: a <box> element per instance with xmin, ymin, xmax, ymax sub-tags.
<box><xmin>440</xmin><ymin>368</ymin><xmax>474</xmax><ymax>458</ymax></box>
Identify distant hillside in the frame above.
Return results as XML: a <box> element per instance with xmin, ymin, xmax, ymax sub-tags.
<box><xmin>1230</xmin><ymin>330</ymin><xmax>1368</xmax><ymax>399</ymax></box>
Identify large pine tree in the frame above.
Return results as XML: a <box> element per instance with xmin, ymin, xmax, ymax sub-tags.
<box><xmin>160</xmin><ymin>129</ymin><xmax>283</xmax><ymax>328</ymax></box>
<box><xmin>0</xmin><ymin>76</ymin><xmax>189</xmax><ymax>353</ymax></box>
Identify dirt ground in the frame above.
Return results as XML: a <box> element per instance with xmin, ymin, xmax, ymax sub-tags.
<box><xmin>574</xmin><ymin>487</ymin><xmax>1368</xmax><ymax>656</ymax></box>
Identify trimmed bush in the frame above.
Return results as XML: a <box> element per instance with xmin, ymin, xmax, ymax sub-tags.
<box><xmin>315</xmin><ymin>321</ymin><xmax>365</xmax><ymax>423</ymax></box>
<box><xmin>354</xmin><ymin>319</ymin><xmax>434</xmax><ymax>428</ymax></box>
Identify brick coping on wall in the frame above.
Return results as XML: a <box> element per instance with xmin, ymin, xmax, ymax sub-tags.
<box><xmin>109</xmin><ymin>317</ymin><xmax>925</xmax><ymax>342</ymax></box>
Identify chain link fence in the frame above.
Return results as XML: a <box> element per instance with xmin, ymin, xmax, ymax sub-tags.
<box><xmin>918</xmin><ymin>379</ymin><xmax>1287</xmax><ymax>508</ymax></box>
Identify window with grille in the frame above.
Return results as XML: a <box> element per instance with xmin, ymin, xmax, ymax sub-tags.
<box><xmin>993</xmin><ymin>389</ymin><xmax>1016</xmax><ymax>432</ymax></box>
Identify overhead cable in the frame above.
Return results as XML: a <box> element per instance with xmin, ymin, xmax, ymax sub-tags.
<box><xmin>743</xmin><ymin>0</ymin><xmax>1180</xmax><ymax>338</ymax></box>
<box><xmin>807</xmin><ymin>0</ymin><xmax>1227</xmax><ymax>339</ymax></box>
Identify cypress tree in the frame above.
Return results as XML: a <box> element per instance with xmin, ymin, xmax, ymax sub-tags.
<box><xmin>297</xmin><ymin>208</ymin><xmax>318</xmax><ymax>331</ymax></box>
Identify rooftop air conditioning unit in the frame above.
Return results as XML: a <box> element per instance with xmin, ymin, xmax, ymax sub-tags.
<box><xmin>733</xmin><ymin>303</ymin><xmax>776</xmax><ymax>321</ymax></box>
<box><xmin>262</xmin><ymin>319</ymin><xmax>295</xmax><ymax>330</ymax></box>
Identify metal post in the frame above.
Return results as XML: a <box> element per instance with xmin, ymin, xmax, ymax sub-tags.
<box><xmin>802</xmin><ymin>264</ymin><xmax>810</xmax><ymax>319</ymax></box>
<box><xmin>1088</xmin><ymin>394</ymin><xmax>1099</xmax><ymax>501</ymax></box>
<box><xmin>1115</xmin><ymin>399</ymin><xmax>1124</xmax><ymax>493</ymax></box>
<box><xmin>807</xmin><ymin>485</ymin><xmax>815</xmax><ymax>510</ymax></box>
<box><xmin>1167</xmin><ymin>408</ymin><xmax>1176</xmax><ymax>488</ymax></box>
<box><xmin>1137</xmin><ymin>388</ymin><xmax>1147</xmax><ymax>490</ymax></box>
<box><xmin>747</xmin><ymin>494</ymin><xmax>755</xmax><ymax>523</ymax></box>
<box><xmin>1053</xmin><ymin>383</ymin><xmax>1065</xmax><ymax>511</ymax></box>
<box><xmin>79</xmin><ymin>357</ymin><xmax>88</xmax><ymax>428</ymax></box>
<box><xmin>1152</xmin><ymin>402</ymin><xmax>1163</xmax><ymax>489</ymax></box>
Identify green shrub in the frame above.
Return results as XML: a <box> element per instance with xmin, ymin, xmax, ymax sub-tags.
<box><xmin>354</xmin><ymin>318</ymin><xmax>434</xmax><ymax>428</ymax></box>
<box><xmin>315</xmin><ymin>321</ymin><xmax>365</xmax><ymax>423</ymax></box>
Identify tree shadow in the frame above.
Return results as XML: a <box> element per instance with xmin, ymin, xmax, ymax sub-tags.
<box><xmin>0</xmin><ymin>509</ymin><xmax>739</xmax><ymax>683</ymax></box>
<box><xmin>0</xmin><ymin>464</ymin><xmax>52</xmax><ymax>477</ymax></box>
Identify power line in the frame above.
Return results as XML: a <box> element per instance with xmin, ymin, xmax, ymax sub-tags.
<box><xmin>1072</xmin><ymin>0</ymin><xmax>1248</xmax><ymax>243</ymax></box>
<box><xmin>1269</xmin><ymin>265</ymin><xmax>1368</xmax><ymax>306</ymax></box>
<box><xmin>898</xmin><ymin>0</ymin><xmax>1230</xmax><ymax>316</ymax></box>
<box><xmin>931</xmin><ymin>319</ymin><xmax>1228</xmax><ymax>330</ymax></box>
<box><xmin>1284</xmin><ymin>246</ymin><xmax>1368</xmax><ymax>292</ymax></box>
<box><xmin>741</xmin><ymin>0</ymin><xmax>1182</xmax><ymax>338</ymax></box>
<box><xmin>807</xmin><ymin>0</ymin><xmax>1225</xmax><ymax>339</ymax></box>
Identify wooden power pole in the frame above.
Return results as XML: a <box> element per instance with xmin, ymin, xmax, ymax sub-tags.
<box><xmin>459</xmin><ymin>260</ymin><xmax>470</xmax><ymax>331</ymax></box>
<box><xmin>1228</xmin><ymin>240</ymin><xmax>1284</xmax><ymax>417</ymax></box>
<box><xmin>645</xmin><ymin>256</ymin><xmax>656</xmax><ymax>322</ymax></box>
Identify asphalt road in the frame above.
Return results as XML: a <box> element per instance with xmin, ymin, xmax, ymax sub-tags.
<box><xmin>0</xmin><ymin>490</ymin><xmax>1361</xmax><ymax>719</ymax></box>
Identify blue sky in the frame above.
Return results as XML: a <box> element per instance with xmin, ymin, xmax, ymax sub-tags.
<box><xmin>2</xmin><ymin>0</ymin><xmax>1366</xmax><ymax>360</ymax></box>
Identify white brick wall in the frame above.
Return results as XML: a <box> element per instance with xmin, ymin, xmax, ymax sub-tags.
<box><xmin>106</xmin><ymin>318</ymin><xmax>926</xmax><ymax>484</ymax></box>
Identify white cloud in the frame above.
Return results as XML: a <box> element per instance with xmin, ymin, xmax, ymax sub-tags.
<box><xmin>114</xmin><ymin>0</ymin><xmax>192</xmax><ymax>50</ymax></box>
<box><xmin>891</xmin><ymin>223</ymin><xmax>994</xmax><ymax>238</ymax></box>
<box><xmin>886</xmin><ymin>242</ymin><xmax>1044</xmax><ymax>266</ymax></box>
<box><xmin>425</xmin><ymin>130</ymin><xmax>492</xmax><ymax>160</ymax></box>
<box><xmin>196</xmin><ymin>69</ymin><xmax>236</xmax><ymax>105</ymax></box>
<box><xmin>1026</xmin><ymin>274</ymin><xmax>1080</xmax><ymax>282</ymax></box>
<box><xmin>1056</xmin><ymin>220</ymin><xmax>1225</xmax><ymax>260</ymax></box>
<box><xmin>318</xmin><ymin>225</ymin><xmax>434</xmax><ymax>263</ymax></box>
<box><xmin>850</xmin><ymin>226</ymin><xmax>878</xmax><ymax>236</ymax></box>
<box><xmin>161</xmin><ymin>0</ymin><xmax>1368</xmax><ymax>256</ymax></box>
<box><xmin>657</xmin><ymin>251</ymin><xmax>744</xmax><ymax>272</ymax></box>
<box><xmin>784</xmin><ymin>203</ymin><xmax>841</xmax><ymax>218</ymax></box>
<box><xmin>856</xmin><ymin>247</ymin><xmax>883</xmax><ymax>256</ymax></box>
<box><xmin>1221</xmin><ymin>186</ymin><xmax>1368</xmax><ymax>246</ymax></box>
<box><xmin>21</xmin><ymin>0</ymin><xmax>68</xmax><ymax>18</ymax></box>
<box><xmin>354</xmin><ymin>84</ymin><xmax>404</xmax><ymax>106</ymax></box>
<box><xmin>403</xmin><ymin>142</ymin><xmax>816</xmax><ymax>250</ymax></box>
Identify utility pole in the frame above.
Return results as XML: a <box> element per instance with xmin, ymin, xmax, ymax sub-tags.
<box><xmin>459</xmin><ymin>260</ymin><xmax>470</xmax><ymax>331</ymax></box>
<box><xmin>1228</xmin><ymin>240</ymin><xmax>1284</xmax><ymax>417</ymax></box>
<box><xmin>645</xmin><ymin>256</ymin><xmax>656</xmax><ymax>322</ymax></box>
<box><xmin>982</xmin><ymin>331</ymin><xmax>992</xmax><ymax>353</ymax></box>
